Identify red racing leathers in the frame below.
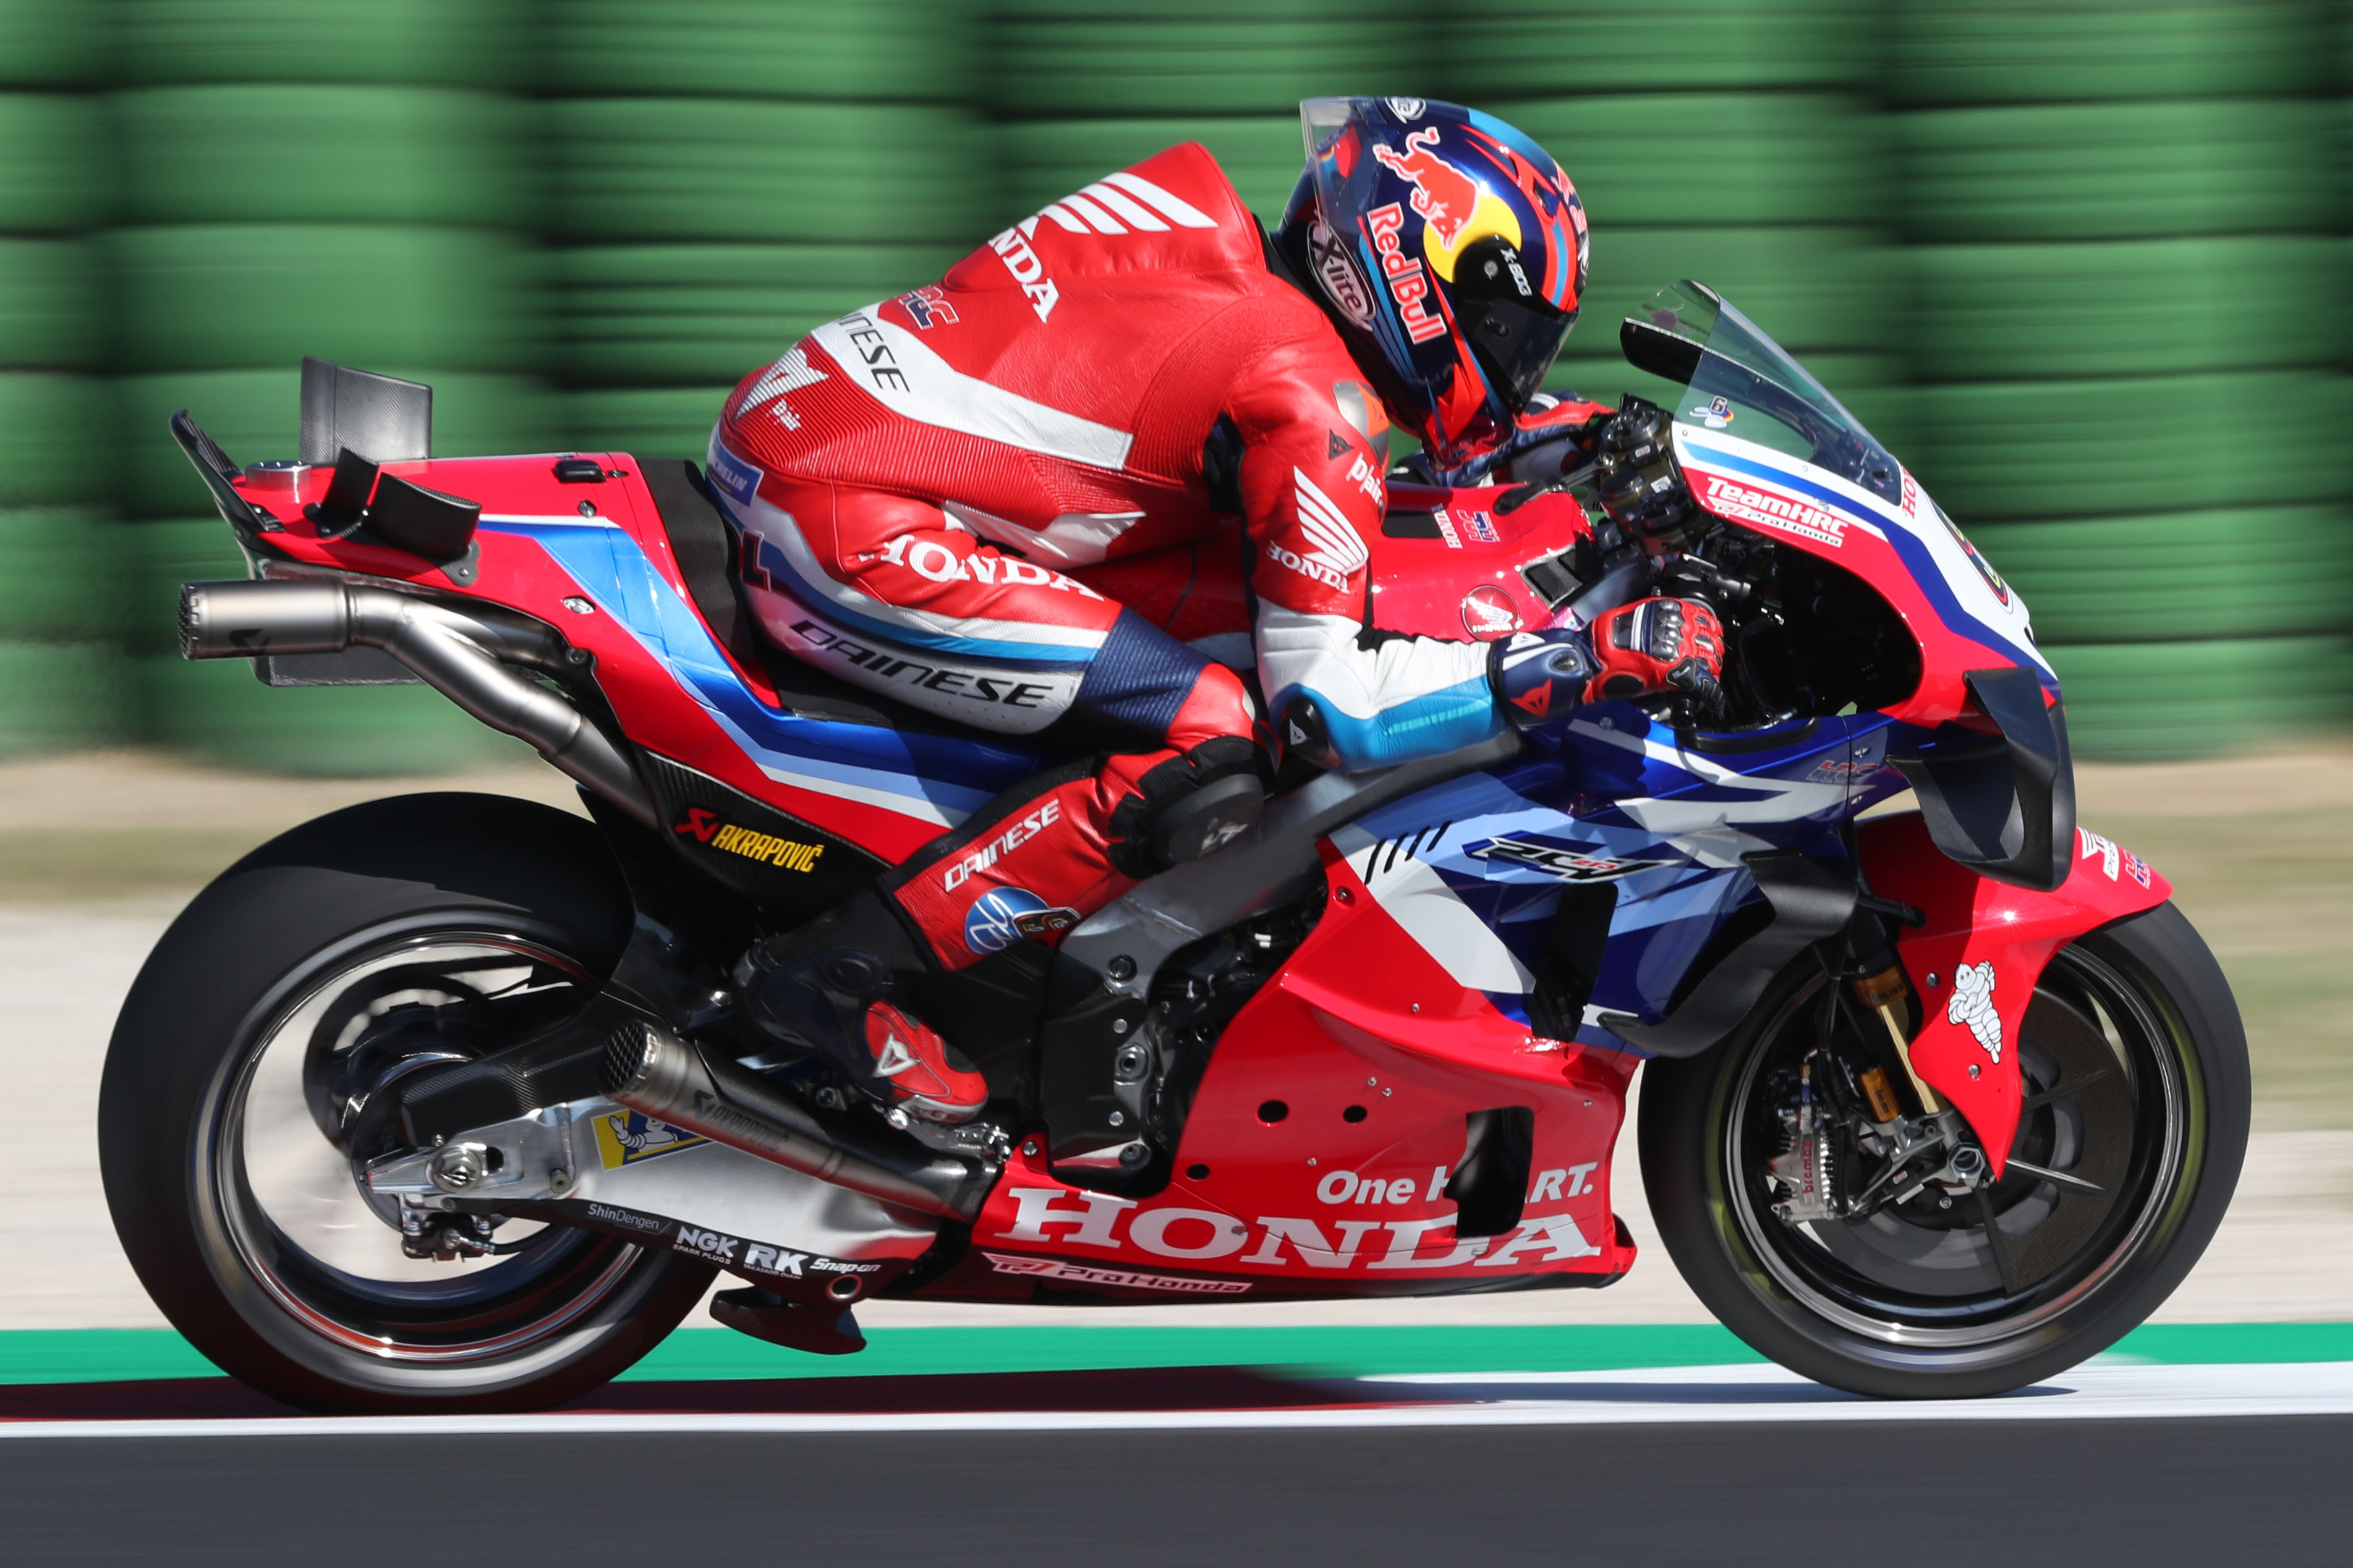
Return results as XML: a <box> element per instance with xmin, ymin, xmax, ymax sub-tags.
<box><xmin>711</xmin><ymin>143</ymin><xmax>1500</xmax><ymax>972</ymax></box>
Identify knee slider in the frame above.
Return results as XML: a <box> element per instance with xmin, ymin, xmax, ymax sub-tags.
<box><xmin>1115</xmin><ymin>737</ymin><xmax>1266</xmax><ymax>871</ymax></box>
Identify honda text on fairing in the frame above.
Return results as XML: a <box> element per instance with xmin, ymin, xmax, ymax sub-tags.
<box><xmin>101</xmin><ymin>293</ymin><xmax>2244</xmax><ymax>1407</ymax></box>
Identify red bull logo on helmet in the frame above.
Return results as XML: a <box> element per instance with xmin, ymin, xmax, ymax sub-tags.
<box><xmin>1372</xmin><ymin>127</ymin><xmax>1482</xmax><ymax>250</ymax></box>
<box><xmin>1366</xmin><ymin>203</ymin><xmax>1447</xmax><ymax>344</ymax></box>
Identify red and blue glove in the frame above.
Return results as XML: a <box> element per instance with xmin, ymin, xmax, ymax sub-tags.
<box><xmin>1489</xmin><ymin>595</ymin><xmax>1725</xmax><ymax>729</ymax></box>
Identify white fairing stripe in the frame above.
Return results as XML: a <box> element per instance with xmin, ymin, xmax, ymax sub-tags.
<box><xmin>1081</xmin><ymin>181</ymin><xmax>1169</xmax><ymax>231</ymax></box>
<box><xmin>1330</xmin><ymin>823</ymin><xmax>1536</xmax><ymax>993</ymax></box>
<box><xmin>1102</xmin><ymin>170</ymin><xmax>1220</xmax><ymax>228</ymax></box>
<box><xmin>1255</xmin><ymin>606</ymin><xmax>1487</xmax><ymax>723</ymax></box>
<box><xmin>809</xmin><ymin>311</ymin><xmax>1136</xmax><ymax>473</ymax></box>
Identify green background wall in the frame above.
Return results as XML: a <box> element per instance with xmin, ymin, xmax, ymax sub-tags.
<box><xmin>0</xmin><ymin>0</ymin><xmax>2344</xmax><ymax>770</ymax></box>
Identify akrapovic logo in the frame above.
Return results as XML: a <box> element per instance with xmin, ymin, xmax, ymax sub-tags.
<box><xmin>673</xmin><ymin>807</ymin><xmax>826</xmax><ymax>873</ymax></box>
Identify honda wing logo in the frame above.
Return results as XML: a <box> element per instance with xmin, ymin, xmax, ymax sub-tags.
<box><xmin>1266</xmin><ymin>468</ymin><xmax>1368</xmax><ymax>591</ymax></box>
<box><xmin>1468</xmin><ymin>836</ymin><xmax>1669</xmax><ymax>882</ymax></box>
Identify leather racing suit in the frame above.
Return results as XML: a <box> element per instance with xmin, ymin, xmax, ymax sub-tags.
<box><xmin>711</xmin><ymin>143</ymin><xmax>1503</xmax><ymax>975</ymax></box>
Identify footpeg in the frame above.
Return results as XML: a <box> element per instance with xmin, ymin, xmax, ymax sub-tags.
<box><xmin>710</xmin><ymin>1286</ymin><xmax>866</xmax><ymax>1356</ymax></box>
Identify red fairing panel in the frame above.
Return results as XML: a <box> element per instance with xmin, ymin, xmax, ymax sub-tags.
<box><xmin>1860</xmin><ymin>812</ymin><xmax>2171</xmax><ymax>1175</ymax></box>
<box><xmin>958</xmin><ymin>841</ymin><xmax>1635</xmax><ymax>1297</ymax></box>
<box><xmin>1368</xmin><ymin>482</ymin><xmax>1593</xmax><ymax>643</ymax></box>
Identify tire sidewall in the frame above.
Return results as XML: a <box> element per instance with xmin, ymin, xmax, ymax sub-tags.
<box><xmin>99</xmin><ymin>793</ymin><xmax>715</xmax><ymax>1413</ymax></box>
<box><xmin>1640</xmin><ymin>901</ymin><xmax>2250</xmax><ymax>1399</ymax></box>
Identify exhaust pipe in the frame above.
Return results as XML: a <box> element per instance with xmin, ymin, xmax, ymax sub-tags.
<box><xmin>179</xmin><ymin>578</ymin><xmax>657</xmax><ymax>828</ymax></box>
<box><xmin>602</xmin><ymin>1019</ymin><xmax>990</xmax><ymax>1223</ymax></box>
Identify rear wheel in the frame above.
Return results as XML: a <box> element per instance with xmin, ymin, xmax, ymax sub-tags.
<box><xmin>1640</xmin><ymin>902</ymin><xmax>2248</xmax><ymax>1399</ymax></box>
<box><xmin>100</xmin><ymin>793</ymin><xmax>716</xmax><ymax>1413</ymax></box>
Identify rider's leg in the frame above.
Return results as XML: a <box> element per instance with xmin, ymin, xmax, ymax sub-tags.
<box><xmin>733</xmin><ymin>478</ymin><xmax>1259</xmax><ymax>1121</ymax></box>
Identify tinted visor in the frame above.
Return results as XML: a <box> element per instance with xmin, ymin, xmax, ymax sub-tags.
<box><xmin>1453</xmin><ymin>239</ymin><xmax>1572</xmax><ymax>413</ymax></box>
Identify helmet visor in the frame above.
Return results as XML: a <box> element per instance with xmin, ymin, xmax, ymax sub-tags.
<box><xmin>1462</xmin><ymin>291</ymin><xmax>1573</xmax><ymax>414</ymax></box>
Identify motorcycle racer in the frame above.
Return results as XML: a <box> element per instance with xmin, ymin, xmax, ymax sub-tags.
<box><xmin>715</xmin><ymin>97</ymin><xmax>1719</xmax><ymax>1122</ymax></box>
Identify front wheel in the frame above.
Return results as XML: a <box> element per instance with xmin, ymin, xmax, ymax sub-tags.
<box><xmin>100</xmin><ymin>793</ymin><xmax>717</xmax><ymax>1413</ymax></box>
<box><xmin>1640</xmin><ymin>901</ymin><xmax>2249</xmax><ymax>1399</ymax></box>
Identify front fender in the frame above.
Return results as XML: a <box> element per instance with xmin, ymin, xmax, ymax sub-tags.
<box><xmin>1858</xmin><ymin>811</ymin><xmax>2169</xmax><ymax>1173</ymax></box>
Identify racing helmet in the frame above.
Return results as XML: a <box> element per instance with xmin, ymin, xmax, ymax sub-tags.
<box><xmin>1275</xmin><ymin>96</ymin><xmax>1588</xmax><ymax>467</ymax></box>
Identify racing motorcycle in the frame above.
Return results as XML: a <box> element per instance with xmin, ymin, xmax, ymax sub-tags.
<box><xmin>98</xmin><ymin>282</ymin><xmax>2247</xmax><ymax>1412</ymax></box>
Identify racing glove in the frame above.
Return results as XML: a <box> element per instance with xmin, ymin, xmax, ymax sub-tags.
<box><xmin>1590</xmin><ymin>596</ymin><xmax>1725</xmax><ymax>712</ymax></box>
<box><xmin>1488</xmin><ymin>628</ymin><xmax>1598</xmax><ymax>728</ymax></box>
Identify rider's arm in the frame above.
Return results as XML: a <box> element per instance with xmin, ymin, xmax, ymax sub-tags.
<box><xmin>1228</xmin><ymin>336</ymin><xmax>1500</xmax><ymax>771</ymax></box>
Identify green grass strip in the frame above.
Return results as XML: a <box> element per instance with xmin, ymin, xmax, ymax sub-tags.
<box><xmin>2</xmin><ymin>1321</ymin><xmax>2348</xmax><ymax>1388</ymax></box>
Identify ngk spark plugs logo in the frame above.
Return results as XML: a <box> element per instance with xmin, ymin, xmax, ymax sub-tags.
<box><xmin>1696</xmin><ymin>472</ymin><xmax>1850</xmax><ymax>548</ymax></box>
<box><xmin>990</xmin><ymin>1185</ymin><xmax>1599</xmax><ymax>1274</ymax></box>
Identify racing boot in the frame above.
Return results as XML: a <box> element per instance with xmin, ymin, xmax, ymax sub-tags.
<box><xmin>736</xmin><ymin>888</ymin><xmax>990</xmax><ymax>1125</ymax></box>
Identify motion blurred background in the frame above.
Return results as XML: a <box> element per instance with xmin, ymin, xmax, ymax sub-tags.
<box><xmin>1</xmin><ymin>0</ymin><xmax>2348</xmax><ymax>772</ymax></box>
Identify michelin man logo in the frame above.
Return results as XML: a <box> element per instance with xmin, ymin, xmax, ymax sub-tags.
<box><xmin>1946</xmin><ymin>961</ymin><xmax>2002</xmax><ymax>1063</ymax></box>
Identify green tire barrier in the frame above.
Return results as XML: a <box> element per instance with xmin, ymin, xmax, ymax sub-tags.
<box><xmin>106</xmin><ymin>226</ymin><xmax>538</xmax><ymax>375</ymax></box>
<box><xmin>0</xmin><ymin>507</ymin><xmax>114</xmax><ymax>641</ymax></box>
<box><xmin>0</xmin><ymin>239</ymin><xmax>96</xmax><ymax>369</ymax></box>
<box><xmin>116</xmin><ymin>0</ymin><xmax>527</xmax><ymax>88</ymax></box>
<box><xmin>1442</xmin><ymin>0</ymin><xmax>1874</xmax><ymax>95</ymax></box>
<box><xmin>1565</xmin><ymin>227</ymin><xmax>1896</xmax><ymax>356</ymax></box>
<box><xmin>1898</xmin><ymin>101</ymin><xmax>2331</xmax><ymax>243</ymax></box>
<box><xmin>992</xmin><ymin>7</ymin><xmax>1412</xmax><ymax>119</ymax></box>
<box><xmin>113</xmin><ymin>87</ymin><xmax>531</xmax><ymax>228</ymax></box>
<box><xmin>0</xmin><ymin>0</ymin><xmax>98</xmax><ymax>88</ymax></box>
<box><xmin>0</xmin><ymin>638</ymin><xmax>126</xmax><ymax>758</ymax></box>
<box><xmin>1975</xmin><ymin>508</ymin><xmax>2353</xmax><ymax>645</ymax></box>
<box><xmin>1889</xmin><ymin>0</ymin><xmax>2327</xmax><ymax>106</ymax></box>
<box><xmin>0</xmin><ymin>94</ymin><xmax>103</xmax><ymax>232</ymax></box>
<box><xmin>1908</xmin><ymin>237</ymin><xmax>2344</xmax><ymax>381</ymax></box>
<box><xmin>550</xmin><ymin>100</ymin><xmax>990</xmax><ymax>245</ymax></box>
<box><xmin>557</xmin><ymin>244</ymin><xmax>963</xmax><ymax>388</ymax></box>
<box><xmin>0</xmin><ymin>373</ymin><xmax>103</xmax><ymax>508</ymax></box>
<box><xmin>1000</xmin><ymin>117</ymin><xmax>1307</xmax><ymax>222</ymax></box>
<box><xmin>564</xmin><ymin>388</ymin><xmax>734</xmax><ymax>465</ymax></box>
<box><xmin>116</xmin><ymin>370</ymin><xmax>551</xmax><ymax>519</ymax></box>
<box><xmin>137</xmin><ymin>653</ymin><xmax>520</xmax><ymax>777</ymax></box>
<box><xmin>1487</xmin><ymin>95</ymin><xmax>1881</xmax><ymax>228</ymax></box>
<box><xmin>547</xmin><ymin>0</ymin><xmax>978</xmax><ymax>103</ymax></box>
<box><xmin>1913</xmin><ymin>372</ymin><xmax>2350</xmax><ymax>522</ymax></box>
<box><xmin>2045</xmin><ymin>636</ymin><xmax>2353</xmax><ymax>761</ymax></box>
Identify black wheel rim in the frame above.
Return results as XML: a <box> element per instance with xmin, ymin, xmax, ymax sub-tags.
<box><xmin>1724</xmin><ymin>943</ymin><xmax>2191</xmax><ymax>1348</ymax></box>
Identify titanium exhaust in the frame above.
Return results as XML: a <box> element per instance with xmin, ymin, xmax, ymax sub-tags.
<box><xmin>601</xmin><ymin>1019</ymin><xmax>989</xmax><ymax>1223</ymax></box>
<box><xmin>177</xmin><ymin>577</ymin><xmax>657</xmax><ymax>827</ymax></box>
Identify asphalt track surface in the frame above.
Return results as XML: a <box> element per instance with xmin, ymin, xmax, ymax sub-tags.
<box><xmin>4</xmin><ymin>1363</ymin><xmax>2350</xmax><ymax>1564</ymax></box>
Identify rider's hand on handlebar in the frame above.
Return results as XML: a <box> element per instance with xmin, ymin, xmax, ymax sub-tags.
<box><xmin>1489</xmin><ymin>628</ymin><xmax>1598</xmax><ymax>728</ymax></box>
<box><xmin>1591</xmin><ymin>596</ymin><xmax>1725</xmax><ymax>713</ymax></box>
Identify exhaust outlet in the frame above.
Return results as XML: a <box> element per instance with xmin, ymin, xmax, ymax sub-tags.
<box><xmin>179</xmin><ymin>578</ymin><xmax>656</xmax><ymax>828</ymax></box>
<box><xmin>602</xmin><ymin>1019</ymin><xmax>988</xmax><ymax>1223</ymax></box>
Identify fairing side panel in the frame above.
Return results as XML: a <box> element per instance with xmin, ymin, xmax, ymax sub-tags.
<box><xmin>1859</xmin><ymin>810</ymin><xmax>2170</xmax><ymax>1172</ymax></box>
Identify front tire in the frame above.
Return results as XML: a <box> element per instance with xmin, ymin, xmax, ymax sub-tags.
<box><xmin>100</xmin><ymin>793</ymin><xmax>717</xmax><ymax>1413</ymax></box>
<box><xmin>1640</xmin><ymin>902</ymin><xmax>2248</xmax><ymax>1399</ymax></box>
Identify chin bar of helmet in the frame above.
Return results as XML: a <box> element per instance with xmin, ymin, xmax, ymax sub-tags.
<box><xmin>177</xmin><ymin>577</ymin><xmax>658</xmax><ymax>829</ymax></box>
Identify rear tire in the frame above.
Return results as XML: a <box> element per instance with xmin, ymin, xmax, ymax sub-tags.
<box><xmin>1640</xmin><ymin>901</ymin><xmax>2249</xmax><ymax>1399</ymax></box>
<box><xmin>100</xmin><ymin>793</ymin><xmax>717</xmax><ymax>1414</ymax></box>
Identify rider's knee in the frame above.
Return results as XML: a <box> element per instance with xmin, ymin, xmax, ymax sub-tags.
<box><xmin>1107</xmin><ymin>735</ymin><xmax>1264</xmax><ymax>872</ymax></box>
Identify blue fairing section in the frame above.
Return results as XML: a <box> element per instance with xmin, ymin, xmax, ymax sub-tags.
<box><xmin>1341</xmin><ymin>711</ymin><xmax>1883</xmax><ymax>1052</ymax></box>
<box><xmin>480</xmin><ymin>516</ymin><xmax>1044</xmax><ymax>825</ymax></box>
<box><xmin>1285</xmin><ymin>673</ymin><xmax>1504</xmax><ymax>771</ymax></box>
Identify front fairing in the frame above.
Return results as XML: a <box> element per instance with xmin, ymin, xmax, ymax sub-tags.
<box><xmin>1632</xmin><ymin>282</ymin><xmax>2051</xmax><ymax>728</ymax></box>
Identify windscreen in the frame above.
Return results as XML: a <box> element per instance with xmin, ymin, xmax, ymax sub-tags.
<box><xmin>1620</xmin><ymin>280</ymin><xmax>1902</xmax><ymax>503</ymax></box>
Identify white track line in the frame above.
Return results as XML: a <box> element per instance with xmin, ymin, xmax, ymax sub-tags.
<box><xmin>4</xmin><ymin>1361</ymin><xmax>2352</xmax><ymax>1439</ymax></box>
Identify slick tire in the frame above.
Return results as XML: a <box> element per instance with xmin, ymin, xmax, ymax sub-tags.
<box><xmin>1640</xmin><ymin>901</ymin><xmax>2250</xmax><ymax>1400</ymax></box>
<box><xmin>100</xmin><ymin>792</ymin><xmax>717</xmax><ymax>1414</ymax></box>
